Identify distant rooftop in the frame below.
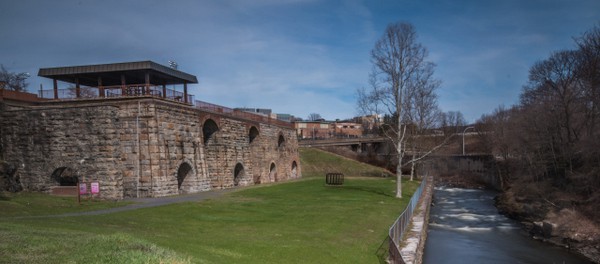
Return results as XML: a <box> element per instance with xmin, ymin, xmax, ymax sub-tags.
<box><xmin>38</xmin><ymin>61</ymin><xmax>198</xmax><ymax>86</ymax></box>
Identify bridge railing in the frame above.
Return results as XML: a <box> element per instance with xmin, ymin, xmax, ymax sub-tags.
<box><xmin>388</xmin><ymin>176</ymin><xmax>428</xmax><ymax>264</ymax></box>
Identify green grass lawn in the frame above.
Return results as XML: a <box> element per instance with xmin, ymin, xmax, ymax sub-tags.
<box><xmin>0</xmin><ymin>149</ymin><xmax>419</xmax><ymax>263</ymax></box>
<box><xmin>300</xmin><ymin>148</ymin><xmax>394</xmax><ymax>178</ymax></box>
<box><xmin>0</xmin><ymin>191</ymin><xmax>132</xmax><ymax>217</ymax></box>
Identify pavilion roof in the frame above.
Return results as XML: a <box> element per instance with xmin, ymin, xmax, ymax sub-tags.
<box><xmin>38</xmin><ymin>61</ymin><xmax>198</xmax><ymax>87</ymax></box>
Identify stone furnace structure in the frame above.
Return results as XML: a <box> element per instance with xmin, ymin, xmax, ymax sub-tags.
<box><xmin>0</xmin><ymin>61</ymin><xmax>301</xmax><ymax>199</ymax></box>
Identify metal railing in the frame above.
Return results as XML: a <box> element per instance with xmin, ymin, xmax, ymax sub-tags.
<box><xmin>388</xmin><ymin>177</ymin><xmax>428</xmax><ymax>263</ymax></box>
<box><xmin>38</xmin><ymin>84</ymin><xmax>194</xmax><ymax>103</ymax></box>
<box><xmin>37</xmin><ymin>85</ymin><xmax>292</xmax><ymax>128</ymax></box>
<box><xmin>194</xmin><ymin>99</ymin><xmax>294</xmax><ymax>128</ymax></box>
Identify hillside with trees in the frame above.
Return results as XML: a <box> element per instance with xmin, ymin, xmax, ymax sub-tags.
<box><xmin>476</xmin><ymin>25</ymin><xmax>600</xmax><ymax>261</ymax></box>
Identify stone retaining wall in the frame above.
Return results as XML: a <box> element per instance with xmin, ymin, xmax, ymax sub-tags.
<box><xmin>0</xmin><ymin>98</ymin><xmax>301</xmax><ymax>199</ymax></box>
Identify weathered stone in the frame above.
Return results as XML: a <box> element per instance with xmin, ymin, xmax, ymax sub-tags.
<box><xmin>0</xmin><ymin>98</ymin><xmax>301</xmax><ymax>199</ymax></box>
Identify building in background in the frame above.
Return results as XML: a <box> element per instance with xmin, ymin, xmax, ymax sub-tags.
<box><xmin>294</xmin><ymin>121</ymin><xmax>331</xmax><ymax>139</ymax></box>
<box><xmin>332</xmin><ymin>122</ymin><xmax>362</xmax><ymax>138</ymax></box>
<box><xmin>294</xmin><ymin>120</ymin><xmax>363</xmax><ymax>139</ymax></box>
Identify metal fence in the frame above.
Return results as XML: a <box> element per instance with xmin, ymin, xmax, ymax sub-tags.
<box><xmin>388</xmin><ymin>177</ymin><xmax>428</xmax><ymax>264</ymax></box>
<box><xmin>194</xmin><ymin>99</ymin><xmax>294</xmax><ymax>128</ymax></box>
<box><xmin>38</xmin><ymin>84</ymin><xmax>194</xmax><ymax>103</ymax></box>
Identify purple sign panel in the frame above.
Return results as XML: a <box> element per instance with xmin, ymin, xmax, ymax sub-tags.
<box><xmin>79</xmin><ymin>183</ymin><xmax>87</xmax><ymax>195</ymax></box>
<box><xmin>91</xmin><ymin>182</ymin><xmax>100</xmax><ymax>194</ymax></box>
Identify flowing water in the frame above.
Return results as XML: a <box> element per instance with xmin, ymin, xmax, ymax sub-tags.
<box><xmin>423</xmin><ymin>187</ymin><xmax>592</xmax><ymax>264</ymax></box>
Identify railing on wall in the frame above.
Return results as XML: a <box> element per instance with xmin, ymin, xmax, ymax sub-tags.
<box><xmin>388</xmin><ymin>177</ymin><xmax>428</xmax><ymax>264</ymax></box>
<box><xmin>194</xmin><ymin>99</ymin><xmax>294</xmax><ymax>128</ymax></box>
<box><xmin>38</xmin><ymin>84</ymin><xmax>192</xmax><ymax>102</ymax></box>
<box><xmin>37</xmin><ymin>85</ymin><xmax>292</xmax><ymax>129</ymax></box>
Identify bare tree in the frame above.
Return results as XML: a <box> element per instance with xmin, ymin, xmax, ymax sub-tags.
<box><xmin>357</xmin><ymin>22</ymin><xmax>445</xmax><ymax>198</ymax></box>
<box><xmin>307</xmin><ymin>113</ymin><xmax>323</xmax><ymax>121</ymax></box>
<box><xmin>0</xmin><ymin>64</ymin><xmax>29</xmax><ymax>92</ymax></box>
<box><xmin>405</xmin><ymin>75</ymin><xmax>443</xmax><ymax>180</ymax></box>
<box><xmin>476</xmin><ymin>24</ymin><xmax>600</xmax><ymax>223</ymax></box>
<box><xmin>440</xmin><ymin>111</ymin><xmax>466</xmax><ymax>133</ymax></box>
<box><xmin>66</xmin><ymin>85</ymin><xmax>98</xmax><ymax>99</ymax></box>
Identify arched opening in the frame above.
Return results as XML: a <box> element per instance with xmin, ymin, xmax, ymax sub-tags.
<box><xmin>51</xmin><ymin>167</ymin><xmax>78</xmax><ymax>186</ymax></box>
<box><xmin>177</xmin><ymin>162</ymin><xmax>193</xmax><ymax>191</ymax></box>
<box><xmin>291</xmin><ymin>161</ymin><xmax>298</xmax><ymax>178</ymax></box>
<box><xmin>277</xmin><ymin>134</ymin><xmax>285</xmax><ymax>148</ymax></box>
<box><xmin>269</xmin><ymin>162</ymin><xmax>277</xmax><ymax>182</ymax></box>
<box><xmin>234</xmin><ymin>163</ymin><xmax>244</xmax><ymax>186</ymax></box>
<box><xmin>203</xmin><ymin>119</ymin><xmax>219</xmax><ymax>145</ymax></box>
<box><xmin>249</xmin><ymin>126</ymin><xmax>259</xmax><ymax>144</ymax></box>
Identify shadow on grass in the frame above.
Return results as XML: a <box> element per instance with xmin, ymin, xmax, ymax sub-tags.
<box><xmin>0</xmin><ymin>192</ymin><xmax>10</xmax><ymax>201</ymax></box>
<box><xmin>340</xmin><ymin>186</ymin><xmax>395</xmax><ymax>198</ymax></box>
<box><xmin>375</xmin><ymin>236</ymin><xmax>390</xmax><ymax>264</ymax></box>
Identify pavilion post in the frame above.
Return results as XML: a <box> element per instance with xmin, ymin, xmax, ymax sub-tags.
<box><xmin>53</xmin><ymin>79</ymin><xmax>58</xmax><ymax>99</ymax></box>
<box><xmin>75</xmin><ymin>78</ymin><xmax>81</xmax><ymax>98</ymax></box>
<box><xmin>162</xmin><ymin>84</ymin><xmax>166</xmax><ymax>98</ymax></box>
<box><xmin>98</xmin><ymin>77</ymin><xmax>104</xmax><ymax>98</ymax></box>
<box><xmin>184</xmin><ymin>81</ymin><xmax>188</xmax><ymax>104</ymax></box>
<box><xmin>144</xmin><ymin>72</ymin><xmax>150</xmax><ymax>95</ymax></box>
<box><xmin>121</xmin><ymin>74</ymin><xmax>126</xmax><ymax>96</ymax></box>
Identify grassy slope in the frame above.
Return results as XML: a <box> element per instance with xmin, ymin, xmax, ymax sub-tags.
<box><xmin>0</xmin><ymin>148</ymin><xmax>418</xmax><ymax>264</ymax></box>
<box><xmin>300</xmin><ymin>147</ymin><xmax>394</xmax><ymax>178</ymax></box>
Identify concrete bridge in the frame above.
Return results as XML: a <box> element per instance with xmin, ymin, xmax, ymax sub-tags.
<box><xmin>298</xmin><ymin>136</ymin><xmax>388</xmax><ymax>152</ymax></box>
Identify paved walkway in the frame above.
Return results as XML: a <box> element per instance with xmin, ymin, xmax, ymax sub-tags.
<box><xmin>399</xmin><ymin>176</ymin><xmax>434</xmax><ymax>264</ymax></box>
<box><xmin>15</xmin><ymin>188</ymin><xmax>238</xmax><ymax>219</ymax></box>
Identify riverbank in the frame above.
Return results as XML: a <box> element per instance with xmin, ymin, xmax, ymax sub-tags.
<box><xmin>495</xmin><ymin>185</ymin><xmax>600</xmax><ymax>263</ymax></box>
<box><xmin>435</xmin><ymin>174</ymin><xmax>600</xmax><ymax>263</ymax></box>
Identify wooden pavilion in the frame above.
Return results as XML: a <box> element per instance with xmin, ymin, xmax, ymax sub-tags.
<box><xmin>38</xmin><ymin>61</ymin><xmax>198</xmax><ymax>104</ymax></box>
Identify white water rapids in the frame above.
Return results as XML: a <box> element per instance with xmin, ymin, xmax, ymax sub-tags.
<box><xmin>423</xmin><ymin>187</ymin><xmax>591</xmax><ymax>264</ymax></box>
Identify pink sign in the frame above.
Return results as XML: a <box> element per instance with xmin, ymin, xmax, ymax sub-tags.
<box><xmin>91</xmin><ymin>182</ymin><xmax>100</xmax><ymax>194</ymax></box>
<box><xmin>79</xmin><ymin>183</ymin><xmax>87</xmax><ymax>195</ymax></box>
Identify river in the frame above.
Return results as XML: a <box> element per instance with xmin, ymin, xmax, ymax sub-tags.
<box><xmin>423</xmin><ymin>187</ymin><xmax>592</xmax><ymax>264</ymax></box>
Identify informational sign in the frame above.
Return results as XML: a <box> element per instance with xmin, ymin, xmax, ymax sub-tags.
<box><xmin>79</xmin><ymin>183</ymin><xmax>87</xmax><ymax>195</ymax></box>
<box><xmin>91</xmin><ymin>182</ymin><xmax>100</xmax><ymax>194</ymax></box>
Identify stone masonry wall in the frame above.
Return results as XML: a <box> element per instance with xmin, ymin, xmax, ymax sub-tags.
<box><xmin>0</xmin><ymin>98</ymin><xmax>301</xmax><ymax>199</ymax></box>
<box><xmin>1</xmin><ymin>102</ymin><xmax>124</xmax><ymax>198</ymax></box>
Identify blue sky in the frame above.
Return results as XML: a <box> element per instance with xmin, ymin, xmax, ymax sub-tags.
<box><xmin>1</xmin><ymin>0</ymin><xmax>599</xmax><ymax>122</ymax></box>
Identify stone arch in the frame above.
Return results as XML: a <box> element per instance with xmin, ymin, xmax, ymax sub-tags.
<box><xmin>249</xmin><ymin>126</ymin><xmax>259</xmax><ymax>144</ymax></box>
<box><xmin>234</xmin><ymin>163</ymin><xmax>244</xmax><ymax>186</ymax></box>
<box><xmin>291</xmin><ymin>161</ymin><xmax>298</xmax><ymax>178</ymax></box>
<box><xmin>203</xmin><ymin>119</ymin><xmax>219</xmax><ymax>145</ymax></box>
<box><xmin>175</xmin><ymin>161</ymin><xmax>195</xmax><ymax>194</ymax></box>
<box><xmin>277</xmin><ymin>133</ymin><xmax>285</xmax><ymax>148</ymax></box>
<box><xmin>269</xmin><ymin>162</ymin><xmax>277</xmax><ymax>182</ymax></box>
<box><xmin>51</xmin><ymin>166</ymin><xmax>78</xmax><ymax>186</ymax></box>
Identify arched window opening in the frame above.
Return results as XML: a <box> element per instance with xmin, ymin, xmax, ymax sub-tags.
<box><xmin>249</xmin><ymin>126</ymin><xmax>259</xmax><ymax>144</ymax></box>
<box><xmin>291</xmin><ymin>161</ymin><xmax>298</xmax><ymax>178</ymax></box>
<box><xmin>277</xmin><ymin>134</ymin><xmax>285</xmax><ymax>148</ymax></box>
<box><xmin>177</xmin><ymin>162</ymin><xmax>193</xmax><ymax>190</ymax></box>
<box><xmin>203</xmin><ymin>119</ymin><xmax>219</xmax><ymax>145</ymax></box>
<box><xmin>51</xmin><ymin>167</ymin><xmax>78</xmax><ymax>186</ymax></box>
<box><xmin>269</xmin><ymin>163</ymin><xmax>277</xmax><ymax>182</ymax></box>
<box><xmin>234</xmin><ymin>163</ymin><xmax>244</xmax><ymax>186</ymax></box>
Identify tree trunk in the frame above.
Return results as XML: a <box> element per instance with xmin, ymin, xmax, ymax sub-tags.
<box><xmin>396</xmin><ymin>140</ymin><xmax>403</xmax><ymax>198</ymax></box>
<box><xmin>396</xmin><ymin>162</ymin><xmax>402</xmax><ymax>198</ymax></box>
<box><xmin>410</xmin><ymin>155</ymin><xmax>416</xmax><ymax>181</ymax></box>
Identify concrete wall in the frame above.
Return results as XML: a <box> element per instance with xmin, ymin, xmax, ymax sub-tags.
<box><xmin>0</xmin><ymin>97</ymin><xmax>301</xmax><ymax>199</ymax></box>
<box><xmin>427</xmin><ymin>155</ymin><xmax>502</xmax><ymax>190</ymax></box>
